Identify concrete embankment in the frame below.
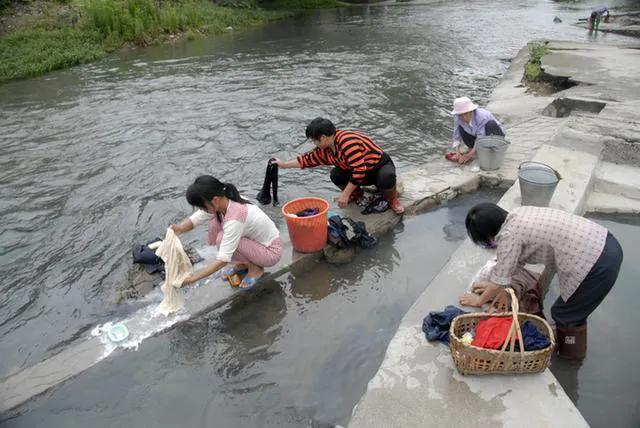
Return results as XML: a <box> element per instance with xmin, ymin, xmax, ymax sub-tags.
<box><xmin>3</xmin><ymin>40</ymin><xmax>640</xmax><ymax>418</ymax></box>
<box><xmin>348</xmin><ymin>41</ymin><xmax>640</xmax><ymax>427</ymax></box>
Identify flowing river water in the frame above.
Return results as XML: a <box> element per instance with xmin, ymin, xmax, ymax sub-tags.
<box><xmin>0</xmin><ymin>0</ymin><xmax>638</xmax><ymax>426</ymax></box>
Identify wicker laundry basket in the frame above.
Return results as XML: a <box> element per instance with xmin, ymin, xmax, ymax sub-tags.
<box><xmin>449</xmin><ymin>288</ymin><xmax>555</xmax><ymax>375</ymax></box>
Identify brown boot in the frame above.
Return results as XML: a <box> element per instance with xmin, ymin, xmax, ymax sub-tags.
<box><xmin>556</xmin><ymin>323</ymin><xmax>587</xmax><ymax>362</ymax></box>
<box><xmin>383</xmin><ymin>188</ymin><xmax>405</xmax><ymax>215</ymax></box>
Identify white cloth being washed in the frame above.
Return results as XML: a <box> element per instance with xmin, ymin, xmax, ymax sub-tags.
<box><xmin>155</xmin><ymin>228</ymin><xmax>192</xmax><ymax>315</ymax></box>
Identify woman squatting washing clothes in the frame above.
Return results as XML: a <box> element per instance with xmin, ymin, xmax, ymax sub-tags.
<box><xmin>463</xmin><ymin>203</ymin><xmax>623</xmax><ymax>361</ymax></box>
<box><xmin>273</xmin><ymin>117</ymin><xmax>405</xmax><ymax>214</ymax></box>
<box><xmin>171</xmin><ymin>175</ymin><xmax>283</xmax><ymax>289</ymax></box>
<box><xmin>446</xmin><ymin>96</ymin><xmax>506</xmax><ymax>165</ymax></box>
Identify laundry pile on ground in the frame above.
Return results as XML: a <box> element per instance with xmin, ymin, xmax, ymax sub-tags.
<box><xmin>327</xmin><ymin>212</ymin><xmax>377</xmax><ymax>249</ymax></box>
<box><xmin>422</xmin><ymin>305</ymin><xmax>551</xmax><ymax>352</ymax></box>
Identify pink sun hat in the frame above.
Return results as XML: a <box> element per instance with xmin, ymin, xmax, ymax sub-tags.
<box><xmin>451</xmin><ymin>96</ymin><xmax>478</xmax><ymax>115</ymax></box>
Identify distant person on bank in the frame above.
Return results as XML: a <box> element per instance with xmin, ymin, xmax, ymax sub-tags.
<box><xmin>171</xmin><ymin>176</ymin><xmax>283</xmax><ymax>289</ymax></box>
<box><xmin>589</xmin><ymin>5</ymin><xmax>611</xmax><ymax>31</ymax></box>
<box><xmin>445</xmin><ymin>97</ymin><xmax>506</xmax><ymax>165</ymax></box>
<box><xmin>462</xmin><ymin>203</ymin><xmax>623</xmax><ymax>361</ymax></box>
<box><xmin>272</xmin><ymin>117</ymin><xmax>405</xmax><ymax>214</ymax></box>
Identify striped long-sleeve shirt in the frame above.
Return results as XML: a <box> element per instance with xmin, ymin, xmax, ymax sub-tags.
<box><xmin>296</xmin><ymin>129</ymin><xmax>384</xmax><ymax>185</ymax></box>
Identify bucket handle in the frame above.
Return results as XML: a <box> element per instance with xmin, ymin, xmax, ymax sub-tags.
<box><xmin>518</xmin><ymin>161</ymin><xmax>562</xmax><ymax>180</ymax></box>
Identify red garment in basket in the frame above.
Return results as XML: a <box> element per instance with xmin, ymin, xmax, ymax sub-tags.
<box><xmin>471</xmin><ymin>317</ymin><xmax>513</xmax><ymax>349</ymax></box>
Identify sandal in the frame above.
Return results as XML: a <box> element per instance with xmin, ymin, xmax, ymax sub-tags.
<box><xmin>221</xmin><ymin>266</ymin><xmax>248</xmax><ymax>280</ymax></box>
<box><xmin>239</xmin><ymin>276</ymin><xmax>257</xmax><ymax>291</ymax></box>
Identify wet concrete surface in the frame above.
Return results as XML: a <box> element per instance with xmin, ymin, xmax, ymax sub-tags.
<box><xmin>0</xmin><ymin>0</ymin><xmax>634</xmax><ymax>379</ymax></box>
<box><xmin>1</xmin><ymin>190</ymin><xmax>501</xmax><ymax>428</ymax></box>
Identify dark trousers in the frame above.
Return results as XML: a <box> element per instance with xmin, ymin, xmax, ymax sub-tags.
<box><xmin>551</xmin><ymin>232</ymin><xmax>623</xmax><ymax>327</ymax></box>
<box><xmin>330</xmin><ymin>154</ymin><xmax>396</xmax><ymax>190</ymax></box>
<box><xmin>459</xmin><ymin>120</ymin><xmax>505</xmax><ymax>149</ymax></box>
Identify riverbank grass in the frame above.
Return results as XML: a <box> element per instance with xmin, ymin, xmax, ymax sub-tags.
<box><xmin>0</xmin><ymin>0</ymin><xmax>342</xmax><ymax>83</ymax></box>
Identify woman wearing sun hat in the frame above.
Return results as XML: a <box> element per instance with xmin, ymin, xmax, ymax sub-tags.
<box><xmin>445</xmin><ymin>96</ymin><xmax>506</xmax><ymax>164</ymax></box>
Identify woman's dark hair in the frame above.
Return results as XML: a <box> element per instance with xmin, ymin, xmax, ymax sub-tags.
<box><xmin>465</xmin><ymin>203</ymin><xmax>509</xmax><ymax>246</ymax></box>
<box><xmin>186</xmin><ymin>175</ymin><xmax>249</xmax><ymax>212</ymax></box>
<box><xmin>305</xmin><ymin>117</ymin><xmax>336</xmax><ymax>140</ymax></box>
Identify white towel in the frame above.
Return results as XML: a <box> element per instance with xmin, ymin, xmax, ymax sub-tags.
<box><xmin>155</xmin><ymin>228</ymin><xmax>192</xmax><ymax>315</ymax></box>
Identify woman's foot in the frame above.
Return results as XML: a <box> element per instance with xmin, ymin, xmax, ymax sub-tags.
<box><xmin>459</xmin><ymin>292</ymin><xmax>483</xmax><ymax>307</ymax></box>
<box><xmin>240</xmin><ymin>264</ymin><xmax>264</xmax><ymax>289</ymax></box>
<box><xmin>221</xmin><ymin>263</ymin><xmax>248</xmax><ymax>280</ymax></box>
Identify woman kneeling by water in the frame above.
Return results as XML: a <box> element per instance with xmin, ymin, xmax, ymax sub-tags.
<box><xmin>462</xmin><ymin>203</ymin><xmax>623</xmax><ymax>361</ymax></box>
<box><xmin>171</xmin><ymin>176</ymin><xmax>283</xmax><ymax>289</ymax></box>
<box><xmin>446</xmin><ymin>96</ymin><xmax>505</xmax><ymax>165</ymax></box>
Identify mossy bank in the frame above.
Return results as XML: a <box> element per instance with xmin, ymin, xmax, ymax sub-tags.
<box><xmin>0</xmin><ymin>0</ymin><xmax>341</xmax><ymax>84</ymax></box>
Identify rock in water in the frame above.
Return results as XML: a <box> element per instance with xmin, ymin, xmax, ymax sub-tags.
<box><xmin>323</xmin><ymin>245</ymin><xmax>355</xmax><ymax>264</ymax></box>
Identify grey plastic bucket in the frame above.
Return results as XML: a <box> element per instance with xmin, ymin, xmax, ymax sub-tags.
<box><xmin>518</xmin><ymin>161</ymin><xmax>562</xmax><ymax>207</ymax></box>
<box><xmin>475</xmin><ymin>136</ymin><xmax>510</xmax><ymax>171</ymax></box>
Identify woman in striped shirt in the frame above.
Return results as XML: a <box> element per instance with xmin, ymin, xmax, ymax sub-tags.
<box><xmin>273</xmin><ymin>118</ymin><xmax>404</xmax><ymax>214</ymax></box>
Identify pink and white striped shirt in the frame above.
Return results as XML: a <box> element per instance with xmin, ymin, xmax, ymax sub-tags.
<box><xmin>189</xmin><ymin>201</ymin><xmax>279</xmax><ymax>263</ymax></box>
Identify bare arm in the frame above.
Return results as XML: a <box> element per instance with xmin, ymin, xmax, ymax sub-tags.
<box><xmin>337</xmin><ymin>181</ymin><xmax>358</xmax><ymax>208</ymax></box>
<box><xmin>273</xmin><ymin>158</ymin><xmax>301</xmax><ymax>169</ymax></box>
<box><xmin>170</xmin><ymin>218</ymin><xmax>194</xmax><ymax>235</ymax></box>
<box><xmin>459</xmin><ymin>281</ymin><xmax>503</xmax><ymax>307</ymax></box>
<box><xmin>183</xmin><ymin>259</ymin><xmax>227</xmax><ymax>285</ymax></box>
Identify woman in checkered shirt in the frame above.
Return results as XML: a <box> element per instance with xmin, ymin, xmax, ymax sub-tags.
<box><xmin>462</xmin><ymin>203</ymin><xmax>623</xmax><ymax>361</ymax></box>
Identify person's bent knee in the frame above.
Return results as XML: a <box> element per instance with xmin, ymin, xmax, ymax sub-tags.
<box><xmin>484</xmin><ymin>120</ymin><xmax>505</xmax><ymax>137</ymax></box>
<box><xmin>330</xmin><ymin>167</ymin><xmax>350</xmax><ymax>189</ymax></box>
<box><xmin>377</xmin><ymin>172</ymin><xmax>396</xmax><ymax>190</ymax></box>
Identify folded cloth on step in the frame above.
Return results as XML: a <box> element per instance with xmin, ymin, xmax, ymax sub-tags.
<box><xmin>471</xmin><ymin>317</ymin><xmax>512</xmax><ymax>349</ymax></box>
<box><xmin>327</xmin><ymin>214</ymin><xmax>378</xmax><ymax>249</ymax></box>
<box><xmin>132</xmin><ymin>238</ymin><xmax>165</xmax><ymax>274</ymax></box>
<box><xmin>155</xmin><ymin>228</ymin><xmax>192</xmax><ymax>315</ymax></box>
<box><xmin>422</xmin><ymin>305</ymin><xmax>467</xmax><ymax>344</ymax></box>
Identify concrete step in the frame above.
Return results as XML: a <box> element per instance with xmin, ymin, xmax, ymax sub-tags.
<box><xmin>585</xmin><ymin>191</ymin><xmax>640</xmax><ymax>214</ymax></box>
<box><xmin>593</xmin><ymin>162</ymin><xmax>640</xmax><ymax>201</ymax></box>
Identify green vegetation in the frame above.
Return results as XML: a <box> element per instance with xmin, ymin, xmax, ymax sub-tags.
<box><xmin>0</xmin><ymin>27</ymin><xmax>104</xmax><ymax>82</ymax></box>
<box><xmin>0</xmin><ymin>0</ymin><xmax>341</xmax><ymax>83</ymax></box>
<box><xmin>524</xmin><ymin>42</ymin><xmax>550</xmax><ymax>82</ymax></box>
<box><xmin>263</xmin><ymin>0</ymin><xmax>340</xmax><ymax>10</ymax></box>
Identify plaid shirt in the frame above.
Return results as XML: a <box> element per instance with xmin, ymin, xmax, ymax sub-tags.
<box><xmin>490</xmin><ymin>207</ymin><xmax>607</xmax><ymax>301</ymax></box>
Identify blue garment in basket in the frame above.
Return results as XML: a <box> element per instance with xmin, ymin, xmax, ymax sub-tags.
<box><xmin>422</xmin><ymin>305</ymin><xmax>467</xmax><ymax>344</ymax></box>
<box><xmin>517</xmin><ymin>321</ymin><xmax>551</xmax><ymax>351</ymax></box>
